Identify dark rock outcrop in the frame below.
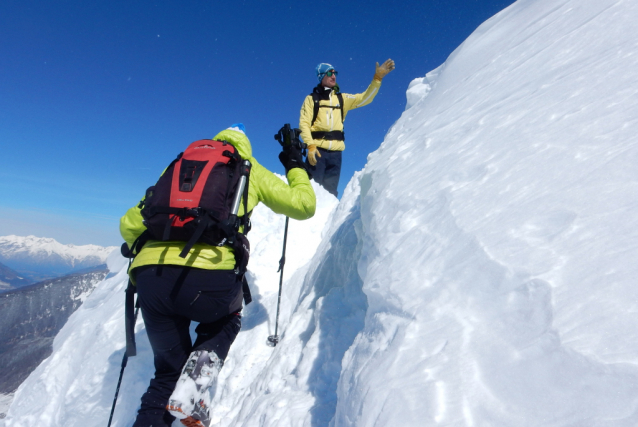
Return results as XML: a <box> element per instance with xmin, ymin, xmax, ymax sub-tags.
<box><xmin>0</xmin><ymin>262</ymin><xmax>32</xmax><ymax>292</ymax></box>
<box><xmin>0</xmin><ymin>268</ymin><xmax>108</xmax><ymax>394</ymax></box>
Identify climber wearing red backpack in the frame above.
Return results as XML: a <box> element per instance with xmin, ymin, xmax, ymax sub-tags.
<box><xmin>120</xmin><ymin>124</ymin><xmax>315</xmax><ymax>427</ymax></box>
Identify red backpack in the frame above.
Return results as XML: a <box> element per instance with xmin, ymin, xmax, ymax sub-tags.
<box><xmin>138</xmin><ymin>139</ymin><xmax>252</xmax><ymax>271</ymax></box>
<box><xmin>121</xmin><ymin>139</ymin><xmax>252</xmax><ymax>359</ymax></box>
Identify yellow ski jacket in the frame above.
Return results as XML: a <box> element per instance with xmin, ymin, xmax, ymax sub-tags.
<box><xmin>299</xmin><ymin>79</ymin><xmax>382</xmax><ymax>152</ymax></box>
<box><xmin>120</xmin><ymin>128</ymin><xmax>316</xmax><ymax>278</ymax></box>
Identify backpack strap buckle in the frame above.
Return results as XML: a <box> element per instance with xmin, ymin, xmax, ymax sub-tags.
<box><xmin>185</xmin><ymin>207</ymin><xmax>203</xmax><ymax>218</ymax></box>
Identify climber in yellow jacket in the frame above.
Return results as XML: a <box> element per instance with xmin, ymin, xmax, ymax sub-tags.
<box><xmin>120</xmin><ymin>124</ymin><xmax>315</xmax><ymax>427</ymax></box>
<box><xmin>299</xmin><ymin>59</ymin><xmax>395</xmax><ymax>196</ymax></box>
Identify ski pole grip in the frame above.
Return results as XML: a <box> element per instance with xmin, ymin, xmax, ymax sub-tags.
<box><xmin>230</xmin><ymin>160</ymin><xmax>251</xmax><ymax>216</ymax></box>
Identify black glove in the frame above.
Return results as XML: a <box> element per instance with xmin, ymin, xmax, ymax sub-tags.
<box><xmin>279</xmin><ymin>145</ymin><xmax>307</xmax><ymax>173</ymax></box>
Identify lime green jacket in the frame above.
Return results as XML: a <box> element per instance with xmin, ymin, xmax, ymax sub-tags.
<box><xmin>299</xmin><ymin>79</ymin><xmax>382</xmax><ymax>152</ymax></box>
<box><xmin>120</xmin><ymin>129</ymin><xmax>316</xmax><ymax>277</ymax></box>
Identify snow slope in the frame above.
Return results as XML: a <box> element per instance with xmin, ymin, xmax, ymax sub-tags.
<box><xmin>6</xmin><ymin>0</ymin><xmax>638</xmax><ymax>425</ymax></box>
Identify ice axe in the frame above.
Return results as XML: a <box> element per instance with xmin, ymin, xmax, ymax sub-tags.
<box><xmin>268</xmin><ymin>216</ymin><xmax>289</xmax><ymax>346</ymax></box>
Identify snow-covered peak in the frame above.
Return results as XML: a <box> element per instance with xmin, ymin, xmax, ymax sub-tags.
<box><xmin>0</xmin><ymin>235</ymin><xmax>117</xmax><ymax>278</ymax></box>
<box><xmin>0</xmin><ymin>235</ymin><xmax>115</xmax><ymax>260</ymax></box>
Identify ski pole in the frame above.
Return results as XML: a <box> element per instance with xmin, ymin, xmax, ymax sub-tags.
<box><xmin>268</xmin><ymin>216</ymin><xmax>289</xmax><ymax>346</ymax></box>
<box><xmin>108</xmin><ymin>285</ymin><xmax>140</xmax><ymax>427</ymax></box>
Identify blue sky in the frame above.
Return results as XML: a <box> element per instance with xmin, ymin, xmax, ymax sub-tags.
<box><xmin>0</xmin><ymin>0</ymin><xmax>515</xmax><ymax>246</ymax></box>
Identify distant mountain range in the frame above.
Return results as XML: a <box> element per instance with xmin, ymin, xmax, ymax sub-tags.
<box><xmin>0</xmin><ymin>235</ymin><xmax>116</xmax><ymax>288</ymax></box>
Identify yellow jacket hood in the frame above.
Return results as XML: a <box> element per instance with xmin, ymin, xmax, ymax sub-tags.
<box><xmin>213</xmin><ymin>129</ymin><xmax>253</xmax><ymax>159</ymax></box>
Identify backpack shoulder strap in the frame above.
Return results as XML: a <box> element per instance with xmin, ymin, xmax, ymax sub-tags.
<box><xmin>310</xmin><ymin>91</ymin><xmax>345</xmax><ymax>126</ymax></box>
<box><xmin>336</xmin><ymin>92</ymin><xmax>344</xmax><ymax>123</ymax></box>
<box><xmin>311</xmin><ymin>92</ymin><xmax>320</xmax><ymax>126</ymax></box>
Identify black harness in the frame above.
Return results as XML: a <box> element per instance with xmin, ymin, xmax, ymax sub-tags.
<box><xmin>310</xmin><ymin>89</ymin><xmax>345</xmax><ymax>141</ymax></box>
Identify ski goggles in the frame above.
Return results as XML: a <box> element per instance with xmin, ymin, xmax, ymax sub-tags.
<box><xmin>325</xmin><ymin>70</ymin><xmax>338</xmax><ymax>77</ymax></box>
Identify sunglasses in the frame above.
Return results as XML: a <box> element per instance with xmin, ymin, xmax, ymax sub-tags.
<box><xmin>325</xmin><ymin>70</ymin><xmax>338</xmax><ymax>77</ymax></box>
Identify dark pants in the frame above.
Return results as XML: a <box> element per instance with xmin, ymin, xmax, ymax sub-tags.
<box><xmin>305</xmin><ymin>147</ymin><xmax>342</xmax><ymax>197</ymax></box>
<box><xmin>132</xmin><ymin>265</ymin><xmax>243</xmax><ymax>427</ymax></box>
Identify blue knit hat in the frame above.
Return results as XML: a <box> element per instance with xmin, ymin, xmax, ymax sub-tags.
<box><xmin>316</xmin><ymin>63</ymin><xmax>335</xmax><ymax>82</ymax></box>
<box><xmin>228</xmin><ymin>123</ymin><xmax>246</xmax><ymax>134</ymax></box>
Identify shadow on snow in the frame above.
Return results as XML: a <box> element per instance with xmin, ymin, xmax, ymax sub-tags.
<box><xmin>298</xmin><ymin>200</ymin><xmax>368</xmax><ymax>427</ymax></box>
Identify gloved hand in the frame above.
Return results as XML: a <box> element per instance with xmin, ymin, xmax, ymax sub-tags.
<box><xmin>373</xmin><ymin>59</ymin><xmax>396</xmax><ymax>82</ymax></box>
<box><xmin>279</xmin><ymin>144</ymin><xmax>305</xmax><ymax>173</ymax></box>
<box><xmin>307</xmin><ymin>145</ymin><xmax>321</xmax><ymax>166</ymax></box>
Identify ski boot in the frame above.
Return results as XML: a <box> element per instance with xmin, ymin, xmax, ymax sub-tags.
<box><xmin>167</xmin><ymin>350</ymin><xmax>223</xmax><ymax>427</ymax></box>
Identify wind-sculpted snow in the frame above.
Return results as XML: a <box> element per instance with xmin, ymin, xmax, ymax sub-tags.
<box><xmin>6</xmin><ymin>0</ymin><xmax>638</xmax><ymax>425</ymax></box>
<box><xmin>331</xmin><ymin>0</ymin><xmax>638</xmax><ymax>425</ymax></box>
